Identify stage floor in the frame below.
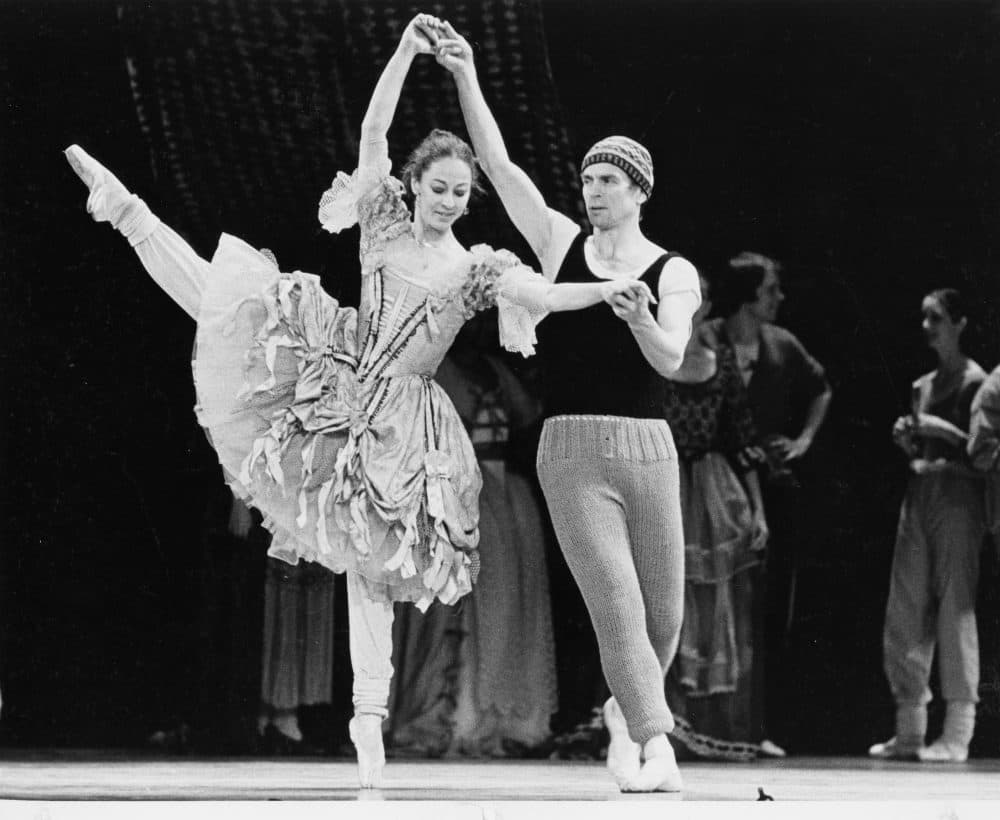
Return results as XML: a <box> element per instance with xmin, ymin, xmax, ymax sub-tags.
<box><xmin>1</xmin><ymin>750</ymin><xmax>1000</xmax><ymax>806</ymax></box>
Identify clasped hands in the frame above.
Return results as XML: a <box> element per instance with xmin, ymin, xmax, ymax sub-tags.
<box><xmin>404</xmin><ymin>14</ymin><xmax>472</xmax><ymax>70</ymax></box>
<box><xmin>600</xmin><ymin>279</ymin><xmax>658</xmax><ymax>325</ymax></box>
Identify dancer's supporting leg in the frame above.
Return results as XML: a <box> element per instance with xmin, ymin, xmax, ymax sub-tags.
<box><xmin>627</xmin><ymin>438</ymin><xmax>685</xmax><ymax>790</ymax></box>
<box><xmin>871</xmin><ymin>484</ymin><xmax>932</xmax><ymax>760</ymax></box>
<box><xmin>537</xmin><ymin>416</ymin><xmax>684</xmax><ymax>792</ymax></box>
<box><xmin>920</xmin><ymin>476</ymin><xmax>982</xmax><ymax>762</ymax></box>
<box><xmin>346</xmin><ymin>571</ymin><xmax>395</xmax><ymax>788</ymax></box>
<box><xmin>64</xmin><ymin>144</ymin><xmax>208</xmax><ymax>319</ymax></box>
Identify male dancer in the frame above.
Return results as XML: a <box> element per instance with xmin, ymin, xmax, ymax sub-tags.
<box><xmin>434</xmin><ymin>24</ymin><xmax>700</xmax><ymax>792</ymax></box>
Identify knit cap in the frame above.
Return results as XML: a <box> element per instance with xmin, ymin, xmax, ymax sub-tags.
<box><xmin>581</xmin><ymin>136</ymin><xmax>654</xmax><ymax>197</ymax></box>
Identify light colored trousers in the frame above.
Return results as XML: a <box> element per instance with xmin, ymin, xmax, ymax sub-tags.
<box><xmin>536</xmin><ymin>415</ymin><xmax>685</xmax><ymax>745</ymax></box>
<box><xmin>883</xmin><ymin>472</ymin><xmax>984</xmax><ymax>706</ymax></box>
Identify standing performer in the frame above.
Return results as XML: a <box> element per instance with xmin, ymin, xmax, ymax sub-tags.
<box><xmin>436</xmin><ymin>24</ymin><xmax>700</xmax><ymax>792</ymax></box>
<box><xmin>702</xmin><ymin>252</ymin><xmax>832</xmax><ymax>754</ymax></box>
<box><xmin>662</xmin><ymin>273</ymin><xmax>769</xmax><ymax>761</ymax></box>
<box><xmin>869</xmin><ymin>288</ymin><xmax>985</xmax><ymax>763</ymax></box>
<box><xmin>64</xmin><ymin>14</ymin><xmax>650</xmax><ymax>788</ymax></box>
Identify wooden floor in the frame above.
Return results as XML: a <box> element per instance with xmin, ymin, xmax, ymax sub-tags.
<box><xmin>2</xmin><ymin>751</ymin><xmax>1000</xmax><ymax>819</ymax></box>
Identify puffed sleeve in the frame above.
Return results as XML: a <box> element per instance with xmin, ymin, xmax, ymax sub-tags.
<box><xmin>462</xmin><ymin>245</ymin><xmax>548</xmax><ymax>357</ymax></box>
<box><xmin>317</xmin><ymin>154</ymin><xmax>411</xmax><ymax>272</ymax></box>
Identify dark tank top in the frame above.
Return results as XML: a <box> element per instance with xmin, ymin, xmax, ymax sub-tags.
<box><xmin>537</xmin><ymin>231</ymin><xmax>681</xmax><ymax>419</ymax></box>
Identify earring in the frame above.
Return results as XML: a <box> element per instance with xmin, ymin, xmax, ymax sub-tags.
<box><xmin>463</xmin><ymin>207</ymin><xmax>469</xmax><ymax>215</ymax></box>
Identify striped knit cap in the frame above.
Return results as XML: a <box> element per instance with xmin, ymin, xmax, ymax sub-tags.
<box><xmin>581</xmin><ymin>136</ymin><xmax>654</xmax><ymax>197</ymax></box>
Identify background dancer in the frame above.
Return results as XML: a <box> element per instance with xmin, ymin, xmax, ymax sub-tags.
<box><xmin>869</xmin><ymin>288</ymin><xmax>985</xmax><ymax>763</ymax></box>
<box><xmin>662</xmin><ymin>272</ymin><xmax>769</xmax><ymax>761</ymax></box>
<box><xmin>64</xmin><ymin>13</ymin><xmax>650</xmax><ymax>788</ymax></box>
<box><xmin>702</xmin><ymin>252</ymin><xmax>832</xmax><ymax>755</ymax></box>
<box><xmin>436</xmin><ymin>23</ymin><xmax>700</xmax><ymax>792</ymax></box>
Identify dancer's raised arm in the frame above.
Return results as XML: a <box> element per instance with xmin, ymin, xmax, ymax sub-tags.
<box><xmin>356</xmin><ymin>14</ymin><xmax>440</xmax><ymax>189</ymax></box>
<box><xmin>435</xmin><ymin>23</ymin><xmax>577</xmax><ymax>278</ymax></box>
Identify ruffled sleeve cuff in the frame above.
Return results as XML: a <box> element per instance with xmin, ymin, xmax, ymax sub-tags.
<box><xmin>465</xmin><ymin>245</ymin><xmax>547</xmax><ymax>358</ymax></box>
<box><xmin>317</xmin><ymin>156</ymin><xmax>393</xmax><ymax>234</ymax></box>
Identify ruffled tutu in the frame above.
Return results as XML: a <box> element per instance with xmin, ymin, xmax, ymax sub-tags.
<box><xmin>192</xmin><ymin>234</ymin><xmax>480</xmax><ymax>608</ymax></box>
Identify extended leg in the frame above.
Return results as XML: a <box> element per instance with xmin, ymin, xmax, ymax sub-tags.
<box><xmin>64</xmin><ymin>144</ymin><xmax>209</xmax><ymax>318</ymax></box>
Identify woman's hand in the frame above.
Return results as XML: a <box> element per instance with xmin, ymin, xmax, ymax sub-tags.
<box><xmin>892</xmin><ymin>415</ymin><xmax>919</xmax><ymax>456</ymax></box>
<box><xmin>433</xmin><ymin>21</ymin><xmax>475</xmax><ymax>77</ymax></box>
<box><xmin>909</xmin><ymin>457</ymin><xmax>949</xmax><ymax>475</ymax></box>
<box><xmin>402</xmin><ymin>13</ymin><xmax>442</xmax><ymax>56</ymax></box>
<box><xmin>766</xmin><ymin>433</ymin><xmax>812</xmax><ymax>463</ymax></box>
<box><xmin>750</xmin><ymin>509</ymin><xmax>770</xmax><ymax>553</ymax></box>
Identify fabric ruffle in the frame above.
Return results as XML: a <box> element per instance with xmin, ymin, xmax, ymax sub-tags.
<box><xmin>317</xmin><ymin>156</ymin><xmax>392</xmax><ymax>234</ymax></box>
<box><xmin>191</xmin><ymin>233</ymin><xmax>481</xmax><ymax>609</ymax></box>
<box><xmin>466</xmin><ymin>244</ymin><xmax>545</xmax><ymax>357</ymax></box>
<box><xmin>320</xmin><ymin>166</ymin><xmax>545</xmax><ymax>358</ymax></box>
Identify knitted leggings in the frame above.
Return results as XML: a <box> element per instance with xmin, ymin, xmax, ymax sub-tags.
<box><xmin>537</xmin><ymin>415</ymin><xmax>684</xmax><ymax>745</ymax></box>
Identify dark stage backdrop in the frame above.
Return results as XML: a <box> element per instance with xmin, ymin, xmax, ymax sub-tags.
<box><xmin>2</xmin><ymin>0</ymin><xmax>999</xmax><ymax>754</ymax></box>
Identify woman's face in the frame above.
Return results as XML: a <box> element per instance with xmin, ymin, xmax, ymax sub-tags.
<box><xmin>749</xmin><ymin>268</ymin><xmax>784</xmax><ymax>323</ymax></box>
<box><xmin>412</xmin><ymin>156</ymin><xmax>472</xmax><ymax>233</ymax></box>
<box><xmin>921</xmin><ymin>295</ymin><xmax>964</xmax><ymax>353</ymax></box>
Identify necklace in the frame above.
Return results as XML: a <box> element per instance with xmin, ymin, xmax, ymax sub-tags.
<box><xmin>415</xmin><ymin>231</ymin><xmax>448</xmax><ymax>250</ymax></box>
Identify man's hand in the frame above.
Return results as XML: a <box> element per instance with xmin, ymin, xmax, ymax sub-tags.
<box><xmin>433</xmin><ymin>21</ymin><xmax>475</xmax><ymax>77</ymax></box>
<box><xmin>606</xmin><ymin>280</ymin><xmax>657</xmax><ymax>326</ymax></box>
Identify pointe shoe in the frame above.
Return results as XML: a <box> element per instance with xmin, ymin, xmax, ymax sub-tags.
<box><xmin>622</xmin><ymin>735</ymin><xmax>682</xmax><ymax>793</ymax></box>
<box><xmin>64</xmin><ymin>144</ymin><xmax>131</xmax><ymax>223</ymax></box>
<box><xmin>918</xmin><ymin>739</ymin><xmax>968</xmax><ymax>763</ymax></box>
<box><xmin>759</xmin><ymin>738</ymin><xmax>787</xmax><ymax>758</ymax></box>
<box><xmin>349</xmin><ymin>715</ymin><xmax>386</xmax><ymax>789</ymax></box>
<box><xmin>602</xmin><ymin>697</ymin><xmax>641</xmax><ymax>790</ymax></box>
<box><xmin>868</xmin><ymin>735</ymin><xmax>922</xmax><ymax>760</ymax></box>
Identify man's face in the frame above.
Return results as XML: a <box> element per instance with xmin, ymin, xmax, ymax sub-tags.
<box><xmin>580</xmin><ymin>162</ymin><xmax>645</xmax><ymax>229</ymax></box>
<box><xmin>750</xmin><ymin>269</ymin><xmax>784</xmax><ymax>323</ymax></box>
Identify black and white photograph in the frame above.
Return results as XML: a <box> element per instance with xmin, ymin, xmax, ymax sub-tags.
<box><xmin>2</xmin><ymin>0</ymin><xmax>999</xmax><ymax>815</ymax></box>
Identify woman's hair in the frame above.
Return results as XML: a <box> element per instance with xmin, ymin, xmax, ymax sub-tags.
<box><xmin>401</xmin><ymin>129</ymin><xmax>482</xmax><ymax>197</ymax></box>
<box><xmin>725</xmin><ymin>251</ymin><xmax>782</xmax><ymax>308</ymax></box>
<box><xmin>925</xmin><ymin>288</ymin><xmax>967</xmax><ymax>324</ymax></box>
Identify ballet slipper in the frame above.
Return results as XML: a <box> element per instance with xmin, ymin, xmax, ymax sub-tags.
<box><xmin>621</xmin><ymin>734</ymin><xmax>683</xmax><ymax>793</ymax></box>
<box><xmin>602</xmin><ymin>697</ymin><xmax>641</xmax><ymax>791</ymax></box>
<box><xmin>759</xmin><ymin>738</ymin><xmax>787</xmax><ymax>758</ymax></box>
<box><xmin>917</xmin><ymin>739</ymin><xmax>968</xmax><ymax>763</ymax></box>
<box><xmin>64</xmin><ymin>144</ymin><xmax>131</xmax><ymax>223</ymax></box>
<box><xmin>349</xmin><ymin>715</ymin><xmax>386</xmax><ymax>789</ymax></box>
<box><xmin>272</xmin><ymin>710</ymin><xmax>304</xmax><ymax>743</ymax></box>
<box><xmin>868</xmin><ymin>735</ymin><xmax>922</xmax><ymax>760</ymax></box>
<box><xmin>918</xmin><ymin>701</ymin><xmax>974</xmax><ymax>763</ymax></box>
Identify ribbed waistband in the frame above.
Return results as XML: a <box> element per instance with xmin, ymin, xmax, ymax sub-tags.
<box><xmin>538</xmin><ymin>415</ymin><xmax>675</xmax><ymax>463</ymax></box>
